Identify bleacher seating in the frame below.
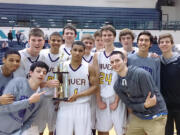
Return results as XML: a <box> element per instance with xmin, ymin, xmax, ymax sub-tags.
<box><xmin>0</xmin><ymin>41</ymin><xmax>25</xmax><ymax>64</ymax></box>
<box><xmin>0</xmin><ymin>3</ymin><xmax>161</xmax><ymax>29</ymax></box>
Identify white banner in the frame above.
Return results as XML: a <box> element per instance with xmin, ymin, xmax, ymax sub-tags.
<box><xmin>1</xmin><ymin>27</ymin><xmax>180</xmax><ymax>44</ymax></box>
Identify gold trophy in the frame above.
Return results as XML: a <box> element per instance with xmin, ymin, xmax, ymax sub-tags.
<box><xmin>53</xmin><ymin>60</ymin><xmax>69</xmax><ymax>101</ymax></box>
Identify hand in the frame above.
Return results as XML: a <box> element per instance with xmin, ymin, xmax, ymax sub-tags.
<box><xmin>150</xmin><ymin>52</ymin><xmax>159</xmax><ymax>58</ymax></box>
<box><xmin>144</xmin><ymin>92</ymin><xmax>157</xmax><ymax>109</ymax></box>
<box><xmin>54</xmin><ymin>101</ymin><xmax>60</xmax><ymax>111</ymax></box>
<box><xmin>97</xmin><ymin>99</ymin><xmax>107</xmax><ymax>110</ymax></box>
<box><xmin>110</xmin><ymin>100</ymin><xmax>118</xmax><ymax>110</ymax></box>
<box><xmin>0</xmin><ymin>94</ymin><xmax>15</xmax><ymax>105</ymax></box>
<box><xmin>46</xmin><ymin>80</ymin><xmax>60</xmax><ymax>88</ymax></box>
<box><xmin>28</xmin><ymin>91</ymin><xmax>45</xmax><ymax>104</ymax></box>
<box><xmin>68</xmin><ymin>94</ymin><xmax>78</xmax><ymax>102</ymax></box>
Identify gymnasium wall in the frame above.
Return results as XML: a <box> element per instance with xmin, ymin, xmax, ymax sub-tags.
<box><xmin>176</xmin><ymin>0</ymin><xmax>180</xmax><ymax>20</ymax></box>
<box><xmin>161</xmin><ymin>0</ymin><xmax>180</xmax><ymax>22</ymax></box>
<box><xmin>0</xmin><ymin>0</ymin><xmax>157</xmax><ymax>8</ymax></box>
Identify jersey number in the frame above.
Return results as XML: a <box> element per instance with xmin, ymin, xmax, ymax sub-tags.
<box><xmin>99</xmin><ymin>72</ymin><xmax>112</xmax><ymax>85</ymax></box>
<box><xmin>48</xmin><ymin>76</ymin><xmax>54</xmax><ymax>80</ymax></box>
<box><xmin>74</xmin><ymin>88</ymin><xmax>78</xmax><ymax>94</ymax></box>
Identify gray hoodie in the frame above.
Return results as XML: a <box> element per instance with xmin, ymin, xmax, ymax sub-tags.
<box><xmin>0</xmin><ymin>77</ymin><xmax>42</xmax><ymax>135</ymax></box>
<box><xmin>114</xmin><ymin>66</ymin><xmax>167</xmax><ymax>119</ymax></box>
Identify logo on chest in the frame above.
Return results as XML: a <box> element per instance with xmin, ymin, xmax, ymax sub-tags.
<box><xmin>69</xmin><ymin>78</ymin><xmax>86</xmax><ymax>86</ymax></box>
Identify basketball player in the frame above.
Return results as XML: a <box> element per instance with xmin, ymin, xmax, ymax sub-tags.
<box><xmin>13</xmin><ymin>28</ymin><xmax>45</xmax><ymax>78</ymax></box>
<box><xmin>93</xmin><ymin>25</ymin><xmax>127</xmax><ymax>135</ymax></box>
<box><xmin>56</xmin><ymin>41</ymin><xmax>99</xmax><ymax>135</ymax></box>
<box><xmin>119</xmin><ymin>28</ymin><xmax>138</xmax><ymax>55</ymax></box>
<box><xmin>81</xmin><ymin>33</ymin><xmax>94</xmax><ymax>64</ymax></box>
<box><xmin>81</xmin><ymin>33</ymin><xmax>96</xmax><ymax>135</ymax></box>
<box><xmin>59</xmin><ymin>24</ymin><xmax>77</xmax><ymax>61</ymax></box>
<box><xmin>0</xmin><ymin>61</ymin><xmax>49</xmax><ymax>135</ymax></box>
<box><xmin>0</xmin><ymin>50</ymin><xmax>21</xmax><ymax>105</ymax></box>
<box><xmin>92</xmin><ymin>30</ymin><xmax>104</xmax><ymax>52</ymax></box>
<box><xmin>13</xmin><ymin>28</ymin><xmax>59</xmax><ymax>89</ymax></box>
<box><xmin>36</xmin><ymin>32</ymin><xmax>63</xmax><ymax>135</ymax></box>
<box><xmin>13</xmin><ymin>28</ymin><xmax>59</xmax><ymax>134</ymax></box>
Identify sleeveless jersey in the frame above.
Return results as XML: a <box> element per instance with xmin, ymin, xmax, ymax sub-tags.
<box><xmin>68</xmin><ymin>61</ymin><xmax>90</xmax><ymax>103</ymax></box>
<box><xmin>41</xmin><ymin>49</ymin><xmax>60</xmax><ymax>96</ymax></box>
<box><xmin>14</xmin><ymin>48</ymin><xmax>45</xmax><ymax>77</ymax></box>
<box><xmin>83</xmin><ymin>52</ymin><xmax>94</xmax><ymax>64</ymax></box>
<box><xmin>119</xmin><ymin>46</ymin><xmax>139</xmax><ymax>55</ymax></box>
<box><xmin>59</xmin><ymin>44</ymin><xmax>71</xmax><ymax>62</ymax></box>
<box><xmin>97</xmin><ymin>48</ymin><xmax>121</xmax><ymax>98</ymax></box>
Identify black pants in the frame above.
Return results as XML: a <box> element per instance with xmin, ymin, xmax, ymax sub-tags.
<box><xmin>165</xmin><ymin>110</ymin><xmax>180</xmax><ymax>135</ymax></box>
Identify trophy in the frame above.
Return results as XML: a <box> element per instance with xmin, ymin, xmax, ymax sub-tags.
<box><xmin>53</xmin><ymin>61</ymin><xmax>70</xmax><ymax>101</ymax></box>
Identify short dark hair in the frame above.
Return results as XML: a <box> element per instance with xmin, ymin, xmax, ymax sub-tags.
<box><xmin>30</xmin><ymin>61</ymin><xmax>49</xmax><ymax>73</ymax></box>
<box><xmin>100</xmin><ymin>25</ymin><xmax>116</xmax><ymax>37</ymax></box>
<box><xmin>72</xmin><ymin>41</ymin><xmax>85</xmax><ymax>50</ymax></box>
<box><xmin>29</xmin><ymin>28</ymin><xmax>44</xmax><ymax>39</ymax></box>
<box><xmin>4</xmin><ymin>49</ymin><xmax>21</xmax><ymax>59</ymax></box>
<box><xmin>63</xmin><ymin>24</ymin><xmax>77</xmax><ymax>35</ymax></box>
<box><xmin>137</xmin><ymin>31</ymin><xmax>153</xmax><ymax>44</ymax></box>
<box><xmin>50</xmin><ymin>32</ymin><xmax>62</xmax><ymax>40</ymax></box>
<box><xmin>110</xmin><ymin>51</ymin><xmax>126</xmax><ymax>60</ymax></box>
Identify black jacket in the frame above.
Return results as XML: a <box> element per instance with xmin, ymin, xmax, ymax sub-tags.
<box><xmin>160</xmin><ymin>54</ymin><xmax>180</xmax><ymax>111</ymax></box>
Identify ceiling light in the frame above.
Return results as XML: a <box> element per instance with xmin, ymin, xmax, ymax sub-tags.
<box><xmin>1</xmin><ymin>17</ymin><xmax>8</xmax><ymax>20</ymax></box>
<box><xmin>48</xmin><ymin>19</ymin><xmax>54</xmax><ymax>21</ymax></box>
<box><xmin>67</xmin><ymin>19</ymin><xmax>72</xmax><ymax>22</ymax></box>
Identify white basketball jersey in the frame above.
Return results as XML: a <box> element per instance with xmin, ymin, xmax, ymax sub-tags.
<box><xmin>68</xmin><ymin>61</ymin><xmax>90</xmax><ymax>103</ymax></box>
<box><xmin>14</xmin><ymin>48</ymin><xmax>45</xmax><ymax>77</ymax></box>
<box><xmin>83</xmin><ymin>52</ymin><xmax>94</xmax><ymax>64</ymax></box>
<box><xmin>41</xmin><ymin>49</ymin><xmax>60</xmax><ymax>96</ymax></box>
<box><xmin>119</xmin><ymin>47</ymin><xmax>139</xmax><ymax>55</ymax></box>
<box><xmin>59</xmin><ymin>44</ymin><xmax>71</xmax><ymax>62</ymax></box>
<box><xmin>98</xmin><ymin>48</ymin><xmax>121</xmax><ymax>98</ymax></box>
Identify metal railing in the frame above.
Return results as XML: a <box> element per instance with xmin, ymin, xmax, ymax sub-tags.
<box><xmin>0</xmin><ymin>18</ymin><xmax>180</xmax><ymax>30</ymax></box>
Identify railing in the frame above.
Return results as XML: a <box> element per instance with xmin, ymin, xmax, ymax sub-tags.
<box><xmin>1</xmin><ymin>18</ymin><xmax>180</xmax><ymax>30</ymax></box>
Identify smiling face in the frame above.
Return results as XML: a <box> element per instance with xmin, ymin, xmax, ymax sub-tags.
<box><xmin>137</xmin><ymin>34</ymin><xmax>151</xmax><ymax>53</ymax></box>
<box><xmin>28</xmin><ymin>36</ymin><xmax>45</xmax><ymax>55</ymax></box>
<box><xmin>101</xmin><ymin>30</ymin><xmax>116</xmax><ymax>47</ymax></box>
<box><xmin>82</xmin><ymin>39</ymin><xmax>94</xmax><ymax>55</ymax></box>
<box><xmin>120</xmin><ymin>34</ymin><xmax>134</xmax><ymax>51</ymax></box>
<box><xmin>63</xmin><ymin>28</ymin><xmax>76</xmax><ymax>45</ymax></box>
<box><xmin>110</xmin><ymin>53</ymin><xmax>127</xmax><ymax>73</ymax></box>
<box><xmin>49</xmin><ymin>35</ymin><xmax>63</xmax><ymax>53</ymax></box>
<box><xmin>95</xmin><ymin>36</ymin><xmax>104</xmax><ymax>51</ymax></box>
<box><xmin>3</xmin><ymin>54</ymin><xmax>21</xmax><ymax>73</ymax></box>
<box><xmin>158</xmin><ymin>37</ymin><xmax>173</xmax><ymax>54</ymax></box>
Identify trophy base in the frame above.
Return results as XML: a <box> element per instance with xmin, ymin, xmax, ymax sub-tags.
<box><xmin>52</xmin><ymin>97</ymin><xmax>68</xmax><ymax>101</ymax></box>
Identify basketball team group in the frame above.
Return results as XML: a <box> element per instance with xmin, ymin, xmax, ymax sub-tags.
<box><xmin>0</xmin><ymin>24</ymin><xmax>179</xmax><ymax>135</ymax></box>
